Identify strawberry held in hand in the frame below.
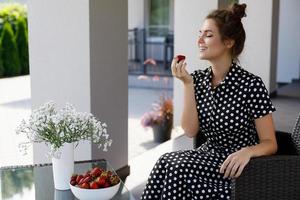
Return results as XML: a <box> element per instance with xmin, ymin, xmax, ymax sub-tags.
<box><xmin>176</xmin><ymin>55</ymin><xmax>186</xmax><ymax>63</ymax></box>
<box><xmin>70</xmin><ymin>166</ymin><xmax>120</xmax><ymax>189</ymax></box>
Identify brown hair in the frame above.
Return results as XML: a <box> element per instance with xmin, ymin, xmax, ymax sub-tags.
<box><xmin>206</xmin><ymin>3</ymin><xmax>247</xmax><ymax>60</ymax></box>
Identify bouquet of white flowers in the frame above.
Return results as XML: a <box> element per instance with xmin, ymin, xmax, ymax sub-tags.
<box><xmin>16</xmin><ymin>101</ymin><xmax>112</xmax><ymax>158</ymax></box>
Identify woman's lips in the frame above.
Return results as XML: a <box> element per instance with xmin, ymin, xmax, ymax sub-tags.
<box><xmin>199</xmin><ymin>47</ymin><xmax>207</xmax><ymax>52</ymax></box>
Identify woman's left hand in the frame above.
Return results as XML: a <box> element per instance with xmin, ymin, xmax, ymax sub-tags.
<box><xmin>219</xmin><ymin>147</ymin><xmax>252</xmax><ymax>178</ymax></box>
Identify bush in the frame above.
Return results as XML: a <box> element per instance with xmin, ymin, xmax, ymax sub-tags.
<box><xmin>0</xmin><ymin>44</ymin><xmax>4</xmax><ymax>77</ymax></box>
<box><xmin>0</xmin><ymin>3</ymin><xmax>27</xmax><ymax>77</ymax></box>
<box><xmin>15</xmin><ymin>16</ymin><xmax>29</xmax><ymax>75</ymax></box>
<box><xmin>1</xmin><ymin>22</ymin><xmax>21</xmax><ymax>76</ymax></box>
<box><xmin>0</xmin><ymin>3</ymin><xmax>27</xmax><ymax>34</ymax></box>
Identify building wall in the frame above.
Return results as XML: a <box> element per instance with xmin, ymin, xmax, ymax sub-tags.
<box><xmin>239</xmin><ymin>0</ymin><xmax>276</xmax><ymax>92</ymax></box>
<box><xmin>277</xmin><ymin>0</ymin><xmax>300</xmax><ymax>83</ymax></box>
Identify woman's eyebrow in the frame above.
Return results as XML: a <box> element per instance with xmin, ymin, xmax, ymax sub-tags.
<box><xmin>199</xmin><ymin>30</ymin><xmax>213</xmax><ymax>33</ymax></box>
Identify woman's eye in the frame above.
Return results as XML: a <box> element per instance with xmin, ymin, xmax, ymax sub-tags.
<box><xmin>198</xmin><ymin>33</ymin><xmax>213</xmax><ymax>38</ymax></box>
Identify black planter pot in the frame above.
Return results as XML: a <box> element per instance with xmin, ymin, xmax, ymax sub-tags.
<box><xmin>152</xmin><ymin>121</ymin><xmax>172</xmax><ymax>143</ymax></box>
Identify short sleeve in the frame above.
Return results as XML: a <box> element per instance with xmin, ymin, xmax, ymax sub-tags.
<box><xmin>247</xmin><ymin>77</ymin><xmax>276</xmax><ymax>119</ymax></box>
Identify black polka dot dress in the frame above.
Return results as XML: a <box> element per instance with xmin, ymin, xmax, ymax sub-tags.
<box><xmin>141</xmin><ymin>62</ymin><xmax>276</xmax><ymax>200</ymax></box>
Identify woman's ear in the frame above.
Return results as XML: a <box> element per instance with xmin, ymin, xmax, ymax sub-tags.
<box><xmin>224</xmin><ymin>39</ymin><xmax>235</xmax><ymax>49</ymax></box>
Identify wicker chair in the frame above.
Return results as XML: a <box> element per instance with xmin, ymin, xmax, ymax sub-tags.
<box><xmin>193</xmin><ymin>114</ymin><xmax>300</xmax><ymax>200</ymax></box>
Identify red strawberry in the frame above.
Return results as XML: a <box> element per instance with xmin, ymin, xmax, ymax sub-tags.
<box><xmin>83</xmin><ymin>171</ymin><xmax>90</xmax><ymax>178</ymax></box>
<box><xmin>176</xmin><ymin>55</ymin><xmax>185</xmax><ymax>63</ymax></box>
<box><xmin>104</xmin><ymin>182</ymin><xmax>111</xmax><ymax>188</ymax></box>
<box><xmin>91</xmin><ymin>167</ymin><xmax>102</xmax><ymax>177</ymax></box>
<box><xmin>96</xmin><ymin>177</ymin><xmax>106</xmax><ymax>188</ymax></box>
<box><xmin>71</xmin><ymin>174</ymin><xmax>78</xmax><ymax>182</ymax></box>
<box><xmin>90</xmin><ymin>181</ymin><xmax>99</xmax><ymax>189</ymax></box>
<box><xmin>80</xmin><ymin>182</ymin><xmax>90</xmax><ymax>189</ymax></box>
<box><xmin>78</xmin><ymin>178</ymin><xmax>84</xmax><ymax>185</ymax></box>
<box><xmin>82</xmin><ymin>176</ymin><xmax>92</xmax><ymax>184</ymax></box>
<box><xmin>70</xmin><ymin>180</ymin><xmax>76</xmax><ymax>186</ymax></box>
<box><xmin>76</xmin><ymin>175</ymin><xmax>83</xmax><ymax>184</ymax></box>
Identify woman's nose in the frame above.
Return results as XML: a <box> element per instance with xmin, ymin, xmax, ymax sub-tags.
<box><xmin>198</xmin><ymin>35</ymin><xmax>205</xmax><ymax>45</ymax></box>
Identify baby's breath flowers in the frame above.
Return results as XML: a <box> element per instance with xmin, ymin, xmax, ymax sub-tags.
<box><xmin>16</xmin><ymin>101</ymin><xmax>112</xmax><ymax>158</ymax></box>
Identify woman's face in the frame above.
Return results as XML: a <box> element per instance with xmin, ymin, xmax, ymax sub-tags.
<box><xmin>197</xmin><ymin>19</ymin><xmax>232</xmax><ymax>61</ymax></box>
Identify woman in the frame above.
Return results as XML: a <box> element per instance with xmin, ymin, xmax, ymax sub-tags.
<box><xmin>141</xmin><ymin>3</ymin><xmax>277</xmax><ymax>200</ymax></box>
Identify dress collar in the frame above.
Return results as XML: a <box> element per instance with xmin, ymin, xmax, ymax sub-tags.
<box><xmin>203</xmin><ymin>61</ymin><xmax>238</xmax><ymax>89</ymax></box>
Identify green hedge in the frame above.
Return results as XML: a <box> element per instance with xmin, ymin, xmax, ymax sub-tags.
<box><xmin>0</xmin><ymin>3</ymin><xmax>28</xmax><ymax>78</ymax></box>
<box><xmin>15</xmin><ymin>16</ymin><xmax>29</xmax><ymax>75</ymax></box>
<box><xmin>1</xmin><ymin>22</ymin><xmax>21</xmax><ymax>76</ymax></box>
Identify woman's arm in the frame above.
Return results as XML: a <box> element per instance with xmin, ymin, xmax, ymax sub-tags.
<box><xmin>181</xmin><ymin>82</ymin><xmax>200</xmax><ymax>137</ymax></box>
<box><xmin>220</xmin><ymin>113</ymin><xmax>277</xmax><ymax>178</ymax></box>
<box><xmin>171</xmin><ymin>57</ymin><xmax>199</xmax><ymax>138</ymax></box>
<box><xmin>246</xmin><ymin>114</ymin><xmax>277</xmax><ymax>156</ymax></box>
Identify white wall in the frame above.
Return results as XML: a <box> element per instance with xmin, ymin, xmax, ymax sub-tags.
<box><xmin>28</xmin><ymin>0</ymin><xmax>91</xmax><ymax>164</ymax></box>
<box><xmin>173</xmin><ymin>0</ymin><xmax>218</xmax><ymax>126</ymax></box>
<box><xmin>128</xmin><ymin>0</ymin><xmax>145</xmax><ymax>29</ymax></box>
<box><xmin>239</xmin><ymin>0</ymin><xmax>277</xmax><ymax>92</ymax></box>
<box><xmin>277</xmin><ymin>0</ymin><xmax>300</xmax><ymax>83</ymax></box>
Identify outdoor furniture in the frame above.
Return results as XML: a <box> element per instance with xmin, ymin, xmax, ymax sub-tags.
<box><xmin>194</xmin><ymin>114</ymin><xmax>300</xmax><ymax>200</ymax></box>
<box><xmin>0</xmin><ymin>159</ymin><xmax>136</xmax><ymax>200</ymax></box>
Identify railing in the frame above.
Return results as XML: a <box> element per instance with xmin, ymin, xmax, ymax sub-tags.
<box><xmin>128</xmin><ymin>28</ymin><xmax>173</xmax><ymax>76</ymax></box>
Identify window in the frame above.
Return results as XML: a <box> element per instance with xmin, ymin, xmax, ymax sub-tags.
<box><xmin>148</xmin><ymin>0</ymin><xmax>171</xmax><ymax>37</ymax></box>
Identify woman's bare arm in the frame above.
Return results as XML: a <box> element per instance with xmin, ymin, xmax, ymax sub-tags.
<box><xmin>181</xmin><ymin>82</ymin><xmax>199</xmax><ymax>137</ymax></box>
<box><xmin>246</xmin><ymin>113</ymin><xmax>278</xmax><ymax>156</ymax></box>
<box><xmin>171</xmin><ymin>57</ymin><xmax>200</xmax><ymax>138</ymax></box>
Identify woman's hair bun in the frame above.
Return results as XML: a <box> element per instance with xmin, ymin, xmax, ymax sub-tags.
<box><xmin>230</xmin><ymin>3</ymin><xmax>247</xmax><ymax>19</ymax></box>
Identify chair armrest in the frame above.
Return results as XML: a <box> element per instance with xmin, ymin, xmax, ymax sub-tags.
<box><xmin>275</xmin><ymin>131</ymin><xmax>298</xmax><ymax>155</ymax></box>
<box><xmin>231</xmin><ymin>155</ymin><xmax>300</xmax><ymax>200</ymax></box>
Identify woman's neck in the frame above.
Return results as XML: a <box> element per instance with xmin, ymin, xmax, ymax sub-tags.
<box><xmin>209</xmin><ymin>56</ymin><xmax>233</xmax><ymax>88</ymax></box>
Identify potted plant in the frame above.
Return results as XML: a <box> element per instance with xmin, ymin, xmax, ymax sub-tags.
<box><xmin>16</xmin><ymin>101</ymin><xmax>112</xmax><ymax>190</ymax></box>
<box><xmin>141</xmin><ymin>95</ymin><xmax>173</xmax><ymax>143</ymax></box>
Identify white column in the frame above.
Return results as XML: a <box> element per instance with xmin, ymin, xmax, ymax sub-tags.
<box><xmin>28</xmin><ymin>0</ymin><xmax>128</xmax><ymax>170</ymax></box>
<box><xmin>239</xmin><ymin>0</ymin><xmax>279</xmax><ymax>93</ymax></box>
<box><xmin>89</xmin><ymin>0</ymin><xmax>128</xmax><ymax>170</ymax></box>
<box><xmin>173</xmin><ymin>0</ymin><xmax>218</xmax><ymax>126</ymax></box>
<box><xmin>28</xmin><ymin>0</ymin><xmax>91</xmax><ymax>164</ymax></box>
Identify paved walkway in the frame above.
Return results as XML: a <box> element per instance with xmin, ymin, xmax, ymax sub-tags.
<box><xmin>0</xmin><ymin>75</ymin><xmax>180</xmax><ymax>167</ymax></box>
<box><xmin>0</xmin><ymin>76</ymin><xmax>32</xmax><ymax>166</ymax></box>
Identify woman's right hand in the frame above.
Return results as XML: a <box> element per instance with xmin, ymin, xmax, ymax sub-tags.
<box><xmin>171</xmin><ymin>57</ymin><xmax>193</xmax><ymax>85</ymax></box>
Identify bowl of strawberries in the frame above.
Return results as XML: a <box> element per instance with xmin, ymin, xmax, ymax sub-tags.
<box><xmin>69</xmin><ymin>166</ymin><xmax>121</xmax><ymax>200</ymax></box>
